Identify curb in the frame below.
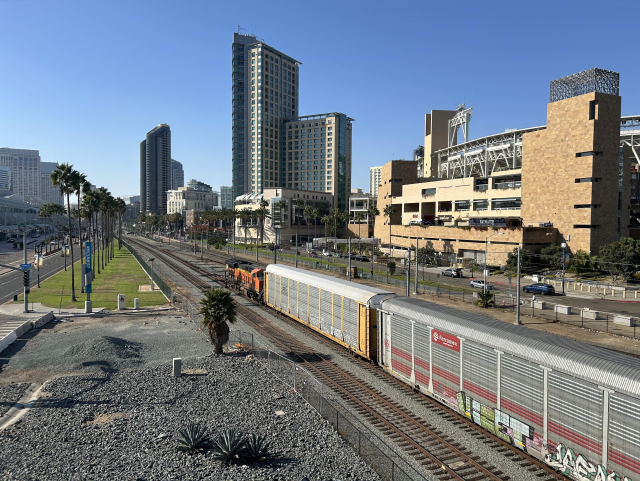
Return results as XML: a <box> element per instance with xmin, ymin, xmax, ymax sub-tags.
<box><xmin>0</xmin><ymin>311</ymin><xmax>55</xmax><ymax>355</ymax></box>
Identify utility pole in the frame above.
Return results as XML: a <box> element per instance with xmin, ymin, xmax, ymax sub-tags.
<box><xmin>414</xmin><ymin>239</ymin><xmax>419</xmax><ymax>295</ymax></box>
<box><xmin>295</xmin><ymin>234</ymin><xmax>298</xmax><ymax>268</ymax></box>
<box><xmin>561</xmin><ymin>242</ymin><xmax>566</xmax><ymax>294</ymax></box>
<box><xmin>23</xmin><ymin>229</ymin><xmax>29</xmax><ymax>313</ymax></box>
<box><xmin>406</xmin><ymin>248</ymin><xmax>411</xmax><ymax>297</ymax></box>
<box><xmin>200</xmin><ymin>228</ymin><xmax>204</xmax><ymax>261</ymax></box>
<box><xmin>273</xmin><ymin>227</ymin><xmax>277</xmax><ymax>265</ymax></box>
<box><xmin>348</xmin><ymin>237</ymin><xmax>352</xmax><ymax>281</ymax></box>
<box><xmin>515</xmin><ymin>246</ymin><xmax>521</xmax><ymax>325</ymax></box>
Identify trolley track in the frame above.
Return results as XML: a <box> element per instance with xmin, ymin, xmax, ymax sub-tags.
<box><xmin>127</xmin><ymin>236</ymin><xmax>565</xmax><ymax>481</ymax></box>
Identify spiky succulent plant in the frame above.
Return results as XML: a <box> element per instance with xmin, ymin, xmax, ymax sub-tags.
<box><xmin>242</xmin><ymin>433</ymin><xmax>270</xmax><ymax>462</ymax></box>
<box><xmin>176</xmin><ymin>423</ymin><xmax>208</xmax><ymax>452</ymax></box>
<box><xmin>211</xmin><ymin>428</ymin><xmax>247</xmax><ymax>464</ymax></box>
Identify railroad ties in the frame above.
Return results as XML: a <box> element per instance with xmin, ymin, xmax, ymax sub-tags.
<box><xmin>126</xmin><ymin>237</ymin><xmax>565</xmax><ymax>481</ymax></box>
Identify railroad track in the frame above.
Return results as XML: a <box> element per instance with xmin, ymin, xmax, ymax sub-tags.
<box><xmin>126</xmin><ymin>236</ymin><xmax>565</xmax><ymax>481</ymax></box>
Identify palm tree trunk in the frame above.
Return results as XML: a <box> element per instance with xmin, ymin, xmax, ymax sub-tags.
<box><xmin>66</xmin><ymin>192</ymin><xmax>76</xmax><ymax>302</ymax></box>
<box><xmin>78</xmin><ymin>192</ymin><xmax>84</xmax><ymax>293</ymax></box>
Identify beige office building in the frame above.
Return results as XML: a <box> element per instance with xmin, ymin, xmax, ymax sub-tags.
<box><xmin>374</xmin><ymin>69</ymin><xmax>639</xmax><ymax>265</ymax></box>
<box><xmin>167</xmin><ymin>187</ymin><xmax>218</xmax><ymax>215</ymax></box>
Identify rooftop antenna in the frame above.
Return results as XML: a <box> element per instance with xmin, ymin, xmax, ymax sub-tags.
<box><xmin>237</xmin><ymin>25</ymin><xmax>245</xmax><ymax>34</ymax></box>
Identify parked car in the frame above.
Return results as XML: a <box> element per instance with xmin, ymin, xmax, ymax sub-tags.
<box><xmin>470</xmin><ymin>279</ymin><xmax>493</xmax><ymax>290</ymax></box>
<box><xmin>523</xmin><ymin>283</ymin><xmax>556</xmax><ymax>295</ymax></box>
<box><xmin>268</xmin><ymin>244</ymin><xmax>280</xmax><ymax>251</ymax></box>
<box><xmin>6</xmin><ymin>238</ymin><xmax>15</xmax><ymax>243</ymax></box>
<box><xmin>442</xmin><ymin>268</ymin><xmax>463</xmax><ymax>278</ymax></box>
<box><xmin>50</xmin><ymin>241</ymin><xmax>57</xmax><ymax>245</ymax></box>
<box><xmin>355</xmin><ymin>255</ymin><xmax>369</xmax><ymax>262</ymax></box>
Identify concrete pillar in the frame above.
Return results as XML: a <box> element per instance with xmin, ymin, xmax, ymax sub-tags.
<box><xmin>84</xmin><ymin>301</ymin><xmax>92</xmax><ymax>314</ymax></box>
<box><xmin>134</xmin><ymin>298</ymin><xmax>140</xmax><ymax>310</ymax></box>
<box><xmin>172</xmin><ymin>358</ymin><xmax>182</xmax><ymax>377</ymax></box>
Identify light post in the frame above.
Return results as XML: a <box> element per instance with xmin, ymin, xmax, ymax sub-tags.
<box><xmin>148</xmin><ymin>257</ymin><xmax>155</xmax><ymax>291</ymax></box>
<box><xmin>34</xmin><ymin>244</ymin><xmax>43</xmax><ymax>288</ymax></box>
<box><xmin>484</xmin><ymin>232</ymin><xmax>504</xmax><ymax>306</ymax></box>
<box><xmin>561</xmin><ymin>242</ymin><xmax>566</xmax><ymax>294</ymax></box>
<box><xmin>348</xmin><ymin>237</ymin><xmax>352</xmax><ymax>281</ymax></box>
<box><xmin>515</xmin><ymin>246</ymin><xmax>521</xmax><ymax>325</ymax></box>
<box><xmin>200</xmin><ymin>217</ymin><xmax>204</xmax><ymax>261</ymax></box>
<box><xmin>414</xmin><ymin>238</ymin><xmax>419</xmax><ymax>295</ymax></box>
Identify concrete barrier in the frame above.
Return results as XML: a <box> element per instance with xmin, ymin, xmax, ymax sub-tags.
<box><xmin>582</xmin><ymin>310</ymin><xmax>600</xmax><ymax>320</ymax></box>
<box><xmin>555</xmin><ymin>305</ymin><xmax>571</xmax><ymax>315</ymax></box>
<box><xmin>614</xmin><ymin>316</ymin><xmax>637</xmax><ymax>327</ymax></box>
<box><xmin>0</xmin><ymin>311</ymin><xmax>54</xmax><ymax>355</ymax></box>
<box><xmin>531</xmin><ymin>300</ymin><xmax>547</xmax><ymax>309</ymax></box>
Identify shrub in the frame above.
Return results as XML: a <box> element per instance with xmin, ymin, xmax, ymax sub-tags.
<box><xmin>176</xmin><ymin>423</ymin><xmax>208</xmax><ymax>452</ymax></box>
<box><xmin>477</xmin><ymin>291</ymin><xmax>495</xmax><ymax>307</ymax></box>
<box><xmin>387</xmin><ymin>261</ymin><xmax>396</xmax><ymax>276</ymax></box>
<box><xmin>242</xmin><ymin>434</ymin><xmax>270</xmax><ymax>462</ymax></box>
<box><xmin>211</xmin><ymin>429</ymin><xmax>247</xmax><ymax>464</ymax></box>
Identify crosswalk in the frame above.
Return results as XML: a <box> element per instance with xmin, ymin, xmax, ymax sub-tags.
<box><xmin>0</xmin><ymin>320</ymin><xmax>30</xmax><ymax>340</ymax></box>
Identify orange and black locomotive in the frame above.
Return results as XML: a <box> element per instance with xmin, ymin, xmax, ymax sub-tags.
<box><xmin>224</xmin><ymin>258</ymin><xmax>264</xmax><ymax>302</ymax></box>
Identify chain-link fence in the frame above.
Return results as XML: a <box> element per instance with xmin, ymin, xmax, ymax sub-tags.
<box><xmin>120</xmin><ymin>238</ymin><xmax>173</xmax><ymax>301</ymax></box>
<box><xmin>226</xmin><ymin>329</ymin><xmax>429</xmax><ymax>481</ymax></box>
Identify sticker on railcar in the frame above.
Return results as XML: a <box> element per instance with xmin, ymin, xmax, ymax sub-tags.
<box><xmin>432</xmin><ymin>329</ymin><xmax>460</xmax><ymax>352</ymax></box>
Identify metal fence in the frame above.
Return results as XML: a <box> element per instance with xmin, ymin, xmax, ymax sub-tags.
<box><xmin>226</xmin><ymin>329</ymin><xmax>428</xmax><ymax>481</ymax></box>
<box><xmin>120</xmin><ymin>238</ymin><xmax>173</xmax><ymax>302</ymax></box>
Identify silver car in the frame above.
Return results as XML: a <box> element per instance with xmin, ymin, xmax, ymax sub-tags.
<box><xmin>470</xmin><ymin>279</ymin><xmax>494</xmax><ymax>290</ymax></box>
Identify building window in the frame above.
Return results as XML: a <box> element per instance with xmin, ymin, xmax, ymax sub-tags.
<box><xmin>574</xmin><ymin>224</ymin><xmax>600</xmax><ymax>229</ymax></box>
<box><xmin>574</xmin><ymin>204</ymin><xmax>601</xmax><ymax>209</ymax></box>
<box><xmin>575</xmin><ymin>177</ymin><xmax>602</xmax><ymax>183</ymax></box>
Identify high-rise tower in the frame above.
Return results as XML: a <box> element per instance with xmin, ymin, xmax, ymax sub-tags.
<box><xmin>140</xmin><ymin>124</ymin><xmax>171</xmax><ymax>215</ymax></box>
<box><xmin>232</xmin><ymin>32</ymin><xmax>300</xmax><ymax>200</ymax></box>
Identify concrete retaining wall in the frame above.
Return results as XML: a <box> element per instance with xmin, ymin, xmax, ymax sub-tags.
<box><xmin>0</xmin><ymin>311</ymin><xmax>54</xmax><ymax>355</ymax></box>
<box><xmin>614</xmin><ymin>316</ymin><xmax>637</xmax><ymax>327</ymax></box>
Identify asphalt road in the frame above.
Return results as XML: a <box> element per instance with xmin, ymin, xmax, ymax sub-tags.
<box><xmin>0</xmin><ymin>249</ymin><xmax>78</xmax><ymax>304</ymax></box>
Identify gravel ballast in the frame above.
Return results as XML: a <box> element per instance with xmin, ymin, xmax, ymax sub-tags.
<box><xmin>0</xmin><ymin>383</ymin><xmax>30</xmax><ymax>417</ymax></box>
<box><xmin>0</xmin><ymin>310</ymin><xmax>380</xmax><ymax>481</ymax></box>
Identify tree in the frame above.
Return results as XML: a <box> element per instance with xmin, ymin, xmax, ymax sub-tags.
<box><xmin>310</xmin><ymin>208</ymin><xmax>319</xmax><ymax>243</ymax></box>
<box><xmin>115</xmin><ymin>198</ymin><xmax>126</xmax><ymax>249</ymax></box>
<box><xmin>417</xmin><ymin>242</ymin><xmax>436</xmax><ymax>265</ymax></box>
<box><xmin>540</xmin><ymin>243</ymin><xmax>564</xmax><ymax>268</ymax></box>
<box><xmin>598</xmin><ymin>237</ymin><xmax>640</xmax><ymax>280</ymax></box>
<box><xmin>71</xmin><ymin>171</ymin><xmax>91</xmax><ymax>293</ymax></box>
<box><xmin>383</xmin><ymin>204</ymin><xmax>396</xmax><ymax>257</ymax></box>
<box><xmin>51</xmin><ymin>163</ymin><xmax>78</xmax><ymax>302</ymax></box>
<box><xmin>199</xmin><ymin>287</ymin><xmax>237</xmax><ymax>356</ymax></box>
<box><xmin>506</xmin><ymin>247</ymin><xmax>532</xmax><ymax>273</ymax></box>
<box><xmin>304</xmin><ymin>205</ymin><xmax>313</xmax><ymax>244</ymax></box>
<box><xmin>387</xmin><ymin>260</ymin><xmax>396</xmax><ymax>276</ymax></box>
<box><xmin>37</xmin><ymin>204</ymin><xmax>51</xmax><ymax>253</ymax></box>
<box><xmin>255</xmin><ymin>199</ymin><xmax>270</xmax><ymax>247</ymax></box>
<box><xmin>569</xmin><ymin>249</ymin><xmax>597</xmax><ymax>274</ymax></box>
<box><xmin>293</xmin><ymin>199</ymin><xmax>305</xmax><ymax>246</ymax></box>
<box><xmin>273</xmin><ymin>199</ymin><xmax>287</xmax><ymax>246</ymax></box>
<box><xmin>367</xmin><ymin>205</ymin><xmax>379</xmax><ymax>238</ymax></box>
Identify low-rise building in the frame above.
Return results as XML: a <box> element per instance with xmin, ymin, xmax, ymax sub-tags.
<box><xmin>234</xmin><ymin>188</ymin><xmax>333</xmax><ymax>245</ymax></box>
<box><xmin>167</xmin><ymin>187</ymin><xmax>218</xmax><ymax>216</ymax></box>
<box><xmin>348</xmin><ymin>192</ymin><xmax>377</xmax><ymax>239</ymax></box>
<box><xmin>374</xmin><ymin>68</ymin><xmax>637</xmax><ymax>266</ymax></box>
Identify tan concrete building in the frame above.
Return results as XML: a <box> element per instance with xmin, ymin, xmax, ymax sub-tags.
<box><xmin>374</xmin><ymin>69</ymin><xmax>635</xmax><ymax>265</ymax></box>
<box><xmin>234</xmin><ymin>188</ymin><xmax>333</xmax><ymax>245</ymax></box>
<box><xmin>167</xmin><ymin>187</ymin><xmax>218</xmax><ymax>216</ymax></box>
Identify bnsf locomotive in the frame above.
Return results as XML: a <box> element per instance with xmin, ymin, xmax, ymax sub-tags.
<box><xmin>262</xmin><ymin>264</ymin><xmax>640</xmax><ymax>481</ymax></box>
<box><xmin>224</xmin><ymin>258</ymin><xmax>264</xmax><ymax>301</ymax></box>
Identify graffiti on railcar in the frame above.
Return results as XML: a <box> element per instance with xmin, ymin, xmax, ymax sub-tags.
<box><xmin>456</xmin><ymin>391</ymin><xmax>542</xmax><ymax>456</ymax></box>
<box><xmin>545</xmin><ymin>443</ymin><xmax>632</xmax><ymax>481</ymax></box>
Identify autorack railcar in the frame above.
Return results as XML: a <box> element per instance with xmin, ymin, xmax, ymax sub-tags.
<box><xmin>378</xmin><ymin>296</ymin><xmax>640</xmax><ymax>481</ymax></box>
<box><xmin>265</xmin><ymin>264</ymin><xmax>395</xmax><ymax>360</ymax></box>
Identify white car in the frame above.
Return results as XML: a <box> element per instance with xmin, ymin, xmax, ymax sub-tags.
<box><xmin>470</xmin><ymin>279</ymin><xmax>494</xmax><ymax>290</ymax></box>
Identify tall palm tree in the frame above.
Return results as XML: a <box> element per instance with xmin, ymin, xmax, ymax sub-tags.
<box><xmin>304</xmin><ymin>205</ymin><xmax>313</xmax><ymax>245</ymax></box>
<box><xmin>311</xmin><ymin>208</ymin><xmax>319</xmax><ymax>244</ymax></box>
<box><xmin>293</xmin><ymin>199</ymin><xmax>304</xmax><ymax>247</ymax></box>
<box><xmin>115</xmin><ymin>198</ymin><xmax>126</xmax><ymax>249</ymax></box>
<box><xmin>255</xmin><ymin>199</ymin><xmax>270</xmax><ymax>246</ymax></box>
<box><xmin>199</xmin><ymin>287</ymin><xmax>237</xmax><ymax>356</ymax></box>
<box><xmin>383</xmin><ymin>204</ymin><xmax>396</xmax><ymax>257</ymax></box>
<box><xmin>72</xmin><ymin>171</ymin><xmax>90</xmax><ymax>293</ymax></box>
<box><xmin>273</xmin><ymin>199</ymin><xmax>287</xmax><ymax>247</ymax></box>
<box><xmin>37</xmin><ymin>204</ymin><xmax>50</xmax><ymax>253</ymax></box>
<box><xmin>240</xmin><ymin>208</ymin><xmax>253</xmax><ymax>246</ymax></box>
<box><xmin>367</xmin><ymin>205</ymin><xmax>380</xmax><ymax>238</ymax></box>
<box><xmin>51</xmin><ymin>163</ymin><xmax>78</xmax><ymax>302</ymax></box>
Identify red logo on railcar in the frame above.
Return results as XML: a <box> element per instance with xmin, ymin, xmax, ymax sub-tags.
<box><xmin>432</xmin><ymin>329</ymin><xmax>460</xmax><ymax>352</ymax></box>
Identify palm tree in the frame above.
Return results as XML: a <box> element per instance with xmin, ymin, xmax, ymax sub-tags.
<box><xmin>37</xmin><ymin>204</ymin><xmax>50</xmax><ymax>253</ymax></box>
<box><xmin>367</xmin><ymin>205</ymin><xmax>380</xmax><ymax>238</ymax></box>
<box><xmin>115</xmin><ymin>198</ymin><xmax>126</xmax><ymax>249</ymax></box>
<box><xmin>304</xmin><ymin>205</ymin><xmax>313</xmax><ymax>245</ymax></box>
<box><xmin>72</xmin><ymin>171</ymin><xmax>90</xmax><ymax>293</ymax></box>
<box><xmin>383</xmin><ymin>204</ymin><xmax>396</xmax><ymax>257</ymax></box>
<box><xmin>199</xmin><ymin>287</ymin><xmax>237</xmax><ymax>356</ymax></box>
<box><xmin>51</xmin><ymin>163</ymin><xmax>78</xmax><ymax>302</ymax></box>
<box><xmin>311</xmin><ymin>208</ymin><xmax>319</xmax><ymax>244</ymax></box>
<box><xmin>255</xmin><ymin>199</ymin><xmax>270</xmax><ymax>246</ymax></box>
<box><xmin>293</xmin><ymin>199</ymin><xmax>305</xmax><ymax>247</ymax></box>
<box><xmin>354</xmin><ymin>212</ymin><xmax>365</xmax><ymax>252</ymax></box>
<box><xmin>240</xmin><ymin>208</ymin><xmax>253</xmax><ymax>246</ymax></box>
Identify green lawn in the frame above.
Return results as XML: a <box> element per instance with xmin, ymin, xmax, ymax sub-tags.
<box><xmin>18</xmin><ymin>246</ymin><xmax>167</xmax><ymax>310</ymax></box>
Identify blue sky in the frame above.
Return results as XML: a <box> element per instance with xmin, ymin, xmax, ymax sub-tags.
<box><xmin>1</xmin><ymin>0</ymin><xmax>639</xmax><ymax>197</ymax></box>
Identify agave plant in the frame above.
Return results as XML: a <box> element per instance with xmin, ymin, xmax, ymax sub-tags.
<box><xmin>211</xmin><ymin>428</ymin><xmax>247</xmax><ymax>464</ymax></box>
<box><xmin>243</xmin><ymin>433</ymin><xmax>270</xmax><ymax>462</ymax></box>
<box><xmin>176</xmin><ymin>423</ymin><xmax>208</xmax><ymax>452</ymax></box>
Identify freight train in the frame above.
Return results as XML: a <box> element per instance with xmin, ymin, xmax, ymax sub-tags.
<box><xmin>224</xmin><ymin>258</ymin><xmax>265</xmax><ymax>301</ymax></box>
<box><xmin>225</xmin><ymin>260</ymin><xmax>640</xmax><ymax>480</ymax></box>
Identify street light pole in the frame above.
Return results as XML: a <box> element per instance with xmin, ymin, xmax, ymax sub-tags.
<box><xmin>348</xmin><ymin>237</ymin><xmax>352</xmax><ymax>281</ymax></box>
<box><xmin>295</xmin><ymin>234</ymin><xmax>298</xmax><ymax>268</ymax></box>
<box><xmin>561</xmin><ymin>242</ymin><xmax>566</xmax><ymax>294</ymax></box>
<box><xmin>484</xmin><ymin>232</ymin><xmax>504</xmax><ymax>306</ymax></box>
<box><xmin>406</xmin><ymin>248</ymin><xmax>411</xmax><ymax>297</ymax></box>
<box><xmin>414</xmin><ymin>238</ymin><xmax>419</xmax><ymax>295</ymax></box>
<box><xmin>148</xmin><ymin>258</ymin><xmax>155</xmax><ymax>291</ymax></box>
<box><xmin>516</xmin><ymin>246</ymin><xmax>521</xmax><ymax>325</ymax></box>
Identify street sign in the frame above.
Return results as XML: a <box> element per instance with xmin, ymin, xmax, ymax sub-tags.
<box><xmin>20</xmin><ymin>263</ymin><xmax>31</xmax><ymax>270</ymax></box>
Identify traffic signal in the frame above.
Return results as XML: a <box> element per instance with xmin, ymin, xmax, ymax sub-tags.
<box><xmin>23</xmin><ymin>270</ymin><xmax>30</xmax><ymax>287</ymax></box>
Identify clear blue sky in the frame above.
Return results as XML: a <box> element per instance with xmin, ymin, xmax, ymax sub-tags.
<box><xmin>1</xmin><ymin>0</ymin><xmax>639</xmax><ymax>198</ymax></box>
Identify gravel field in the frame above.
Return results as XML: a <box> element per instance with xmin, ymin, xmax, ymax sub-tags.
<box><xmin>0</xmin><ymin>309</ymin><xmax>380</xmax><ymax>481</ymax></box>
<box><xmin>0</xmin><ymin>383</ymin><xmax>30</xmax><ymax>417</ymax></box>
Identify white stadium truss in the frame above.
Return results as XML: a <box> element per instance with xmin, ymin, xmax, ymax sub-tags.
<box><xmin>436</xmin><ymin>116</ymin><xmax>640</xmax><ymax>179</ymax></box>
